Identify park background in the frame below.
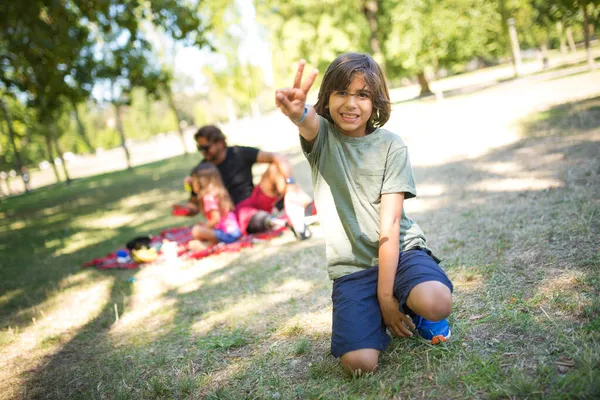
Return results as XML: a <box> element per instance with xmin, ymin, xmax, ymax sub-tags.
<box><xmin>1</xmin><ymin>0</ymin><xmax>599</xmax><ymax>399</ymax></box>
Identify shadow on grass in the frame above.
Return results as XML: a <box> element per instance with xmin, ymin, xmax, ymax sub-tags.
<box><xmin>0</xmin><ymin>155</ymin><xmax>197</xmax><ymax>332</ymax></box>
<box><xmin>519</xmin><ymin>96</ymin><xmax>600</xmax><ymax>138</ymax></box>
<box><xmin>6</xmin><ymin>103</ymin><xmax>600</xmax><ymax>398</ymax></box>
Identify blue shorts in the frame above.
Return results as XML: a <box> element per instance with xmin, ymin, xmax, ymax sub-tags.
<box><xmin>214</xmin><ymin>228</ymin><xmax>242</xmax><ymax>244</ymax></box>
<box><xmin>330</xmin><ymin>249</ymin><xmax>453</xmax><ymax>358</ymax></box>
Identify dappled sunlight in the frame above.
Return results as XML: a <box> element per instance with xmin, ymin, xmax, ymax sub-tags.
<box><xmin>109</xmin><ymin>296</ymin><xmax>177</xmax><ymax>345</ymax></box>
<box><xmin>404</xmin><ymin>195</ymin><xmax>447</xmax><ymax>214</ymax></box>
<box><xmin>528</xmin><ymin>270</ymin><xmax>593</xmax><ymax>319</ymax></box>
<box><xmin>39</xmin><ymin>205</ymin><xmax>63</xmax><ymax>217</ymax></box>
<box><xmin>201</xmin><ymin>356</ymin><xmax>254</xmax><ymax>396</ymax></box>
<box><xmin>475</xmin><ymin>161</ymin><xmax>521</xmax><ymax>175</ymax></box>
<box><xmin>0</xmin><ymin>289</ymin><xmax>24</xmax><ymax>308</ymax></box>
<box><xmin>467</xmin><ymin>177</ymin><xmax>562</xmax><ymax>192</ymax></box>
<box><xmin>536</xmin><ymin>270</ymin><xmax>587</xmax><ymax>300</ymax></box>
<box><xmin>117</xmin><ymin>189</ymin><xmax>166</xmax><ymax>209</ymax></box>
<box><xmin>51</xmin><ymin>229</ymin><xmax>116</xmax><ymax>256</ymax></box>
<box><xmin>84</xmin><ymin>213</ymin><xmax>136</xmax><ymax>229</ymax></box>
<box><xmin>447</xmin><ymin>267</ymin><xmax>485</xmax><ymax>295</ymax></box>
<box><xmin>275</xmin><ymin>308</ymin><xmax>332</xmax><ymax>338</ymax></box>
<box><xmin>57</xmin><ymin>270</ymin><xmax>97</xmax><ymax>290</ymax></box>
<box><xmin>0</xmin><ymin>276</ymin><xmax>114</xmax><ymax>365</ymax></box>
<box><xmin>9</xmin><ymin>220</ymin><xmax>26</xmax><ymax>230</ymax></box>
<box><xmin>192</xmin><ymin>278</ymin><xmax>317</xmax><ymax>336</ymax></box>
<box><xmin>417</xmin><ymin>183</ymin><xmax>446</xmax><ymax>197</ymax></box>
<box><xmin>209</xmin><ymin>234</ymin><xmax>299</xmax><ymax>271</ymax></box>
<box><xmin>107</xmin><ymin>260</ymin><xmax>232</xmax><ymax>344</ymax></box>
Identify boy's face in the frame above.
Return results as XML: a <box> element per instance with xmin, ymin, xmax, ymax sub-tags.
<box><xmin>328</xmin><ymin>73</ymin><xmax>373</xmax><ymax>137</ymax></box>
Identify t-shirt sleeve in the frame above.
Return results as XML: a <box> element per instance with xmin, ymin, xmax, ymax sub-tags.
<box><xmin>236</xmin><ymin>146</ymin><xmax>259</xmax><ymax>166</ymax></box>
<box><xmin>202</xmin><ymin>194</ymin><xmax>220</xmax><ymax>215</ymax></box>
<box><xmin>381</xmin><ymin>145</ymin><xmax>417</xmax><ymax>199</ymax></box>
<box><xmin>299</xmin><ymin>115</ymin><xmax>327</xmax><ymax>166</ymax></box>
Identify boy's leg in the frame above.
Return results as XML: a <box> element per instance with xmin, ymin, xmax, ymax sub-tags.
<box><xmin>406</xmin><ymin>281</ymin><xmax>452</xmax><ymax>322</ymax></box>
<box><xmin>332</xmin><ymin>268</ymin><xmax>391</xmax><ymax>374</ymax></box>
<box><xmin>340</xmin><ymin>349</ymin><xmax>380</xmax><ymax>375</ymax></box>
<box><xmin>394</xmin><ymin>249</ymin><xmax>453</xmax><ymax>343</ymax></box>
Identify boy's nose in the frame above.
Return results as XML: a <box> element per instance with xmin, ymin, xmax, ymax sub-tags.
<box><xmin>345</xmin><ymin>94</ymin><xmax>357</xmax><ymax>107</ymax></box>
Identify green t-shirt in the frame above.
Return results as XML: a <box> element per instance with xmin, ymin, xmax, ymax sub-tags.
<box><xmin>301</xmin><ymin>116</ymin><xmax>431</xmax><ymax>280</ymax></box>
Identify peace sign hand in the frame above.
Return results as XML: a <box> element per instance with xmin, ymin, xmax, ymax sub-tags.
<box><xmin>275</xmin><ymin>59</ymin><xmax>318</xmax><ymax>122</ymax></box>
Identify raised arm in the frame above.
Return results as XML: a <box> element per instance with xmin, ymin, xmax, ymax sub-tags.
<box><xmin>275</xmin><ymin>60</ymin><xmax>320</xmax><ymax>144</ymax></box>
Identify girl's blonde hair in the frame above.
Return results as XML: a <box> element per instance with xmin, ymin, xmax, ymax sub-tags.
<box><xmin>314</xmin><ymin>53</ymin><xmax>391</xmax><ymax>133</ymax></box>
<box><xmin>190</xmin><ymin>162</ymin><xmax>234</xmax><ymax>214</ymax></box>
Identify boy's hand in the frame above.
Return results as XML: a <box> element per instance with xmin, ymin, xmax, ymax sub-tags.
<box><xmin>275</xmin><ymin>59</ymin><xmax>318</xmax><ymax>122</ymax></box>
<box><xmin>378</xmin><ymin>296</ymin><xmax>415</xmax><ymax>338</ymax></box>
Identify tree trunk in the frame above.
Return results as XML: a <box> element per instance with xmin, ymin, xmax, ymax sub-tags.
<box><xmin>566</xmin><ymin>27</ymin><xmax>576</xmax><ymax>53</ymax></box>
<box><xmin>0</xmin><ymin>98</ymin><xmax>27</xmax><ymax>188</ymax></box>
<box><xmin>361</xmin><ymin>0</ymin><xmax>385</xmax><ymax>70</ymax></box>
<box><xmin>507</xmin><ymin>18</ymin><xmax>522</xmax><ymax>76</ymax></box>
<box><xmin>114</xmin><ymin>102</ymin><xmax>131</xmax><ymax>169</ymax></box>
<box><xmin>71</xmin><ymin>100</ymin><xmax>94</xmax><ymax>153</ymax></box>
<box><xmin>416</xmin><ymin>71</ymin><xmax>433</xmax><ymax>97</ymax></box>
<box><xmin>52</xmin><ymin>125</ymin><xmax>71</xmax><ymax>184</ymax></box>
<box><xmin>45</xmin><ymin>134</ymin><xmax>61</xmax><ymax>184</ymax></box>
<box><xmin>5</xmin><ymin>175</ymin><xmax>12</xmax><ymax>194</ymax></box>
<box><xmin>166</xmin><ymin>88</ymin><xmax>188</xmax><ymax>154</ymax></box>
<box><xmin>557</xmin><ymin>22</ymin><xmax>567</xmax><ymax>55</ymax></box>
<box><xmin>582</xmin><ymin>3</ymin><xmax>594</xmax><ymax>70</ymax></box>
<box><xmin>540</xmin><ymin>42</ymin><xmax>549</xmax><ymax>70</ymax></box>
<box><xmin>499</xmin><ymin>1</ymin><xmax>511</xmax><ymax>59</ymax></box>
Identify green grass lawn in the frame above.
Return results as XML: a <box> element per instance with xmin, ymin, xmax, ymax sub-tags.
<box><xmin>1</xmin><ymin>96</ymin><xmax>599</xmax><ymax>399</ymax></box>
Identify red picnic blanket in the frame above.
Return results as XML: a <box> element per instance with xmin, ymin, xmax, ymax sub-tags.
<box><xmin>81</xmin><ymin>226</ymin><xmax>286</xmax><ymax>270</ymax></box>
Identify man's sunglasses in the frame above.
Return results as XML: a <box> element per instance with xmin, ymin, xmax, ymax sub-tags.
<box><xmin>197</xmin><ymin>143</ymin><xmax>211</xmax><ymax>152</ymax></box>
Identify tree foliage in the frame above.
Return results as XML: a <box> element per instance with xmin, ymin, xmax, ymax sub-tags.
<box><xmin>0</xmin><ymin>0</ymin><xmax>211</xmax><ymax>177</ymax></box>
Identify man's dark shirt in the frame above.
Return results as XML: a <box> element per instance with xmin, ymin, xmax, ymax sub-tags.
<box><xmin>209</xmin><ymin>146</ymin><xmax>259</xmax><ymax>205</ymax></box>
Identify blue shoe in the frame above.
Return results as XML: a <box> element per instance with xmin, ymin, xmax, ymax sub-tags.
<box><xmin>412</xmin><ymin>316</ymin><xmax>451</xmax><ymax>344</ymax></box>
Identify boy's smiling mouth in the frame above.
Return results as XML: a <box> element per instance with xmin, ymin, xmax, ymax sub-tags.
<box><xmin>340</xmin><ymin>112</ymin><xmax>360</xmax><ymax>121</ymax></box>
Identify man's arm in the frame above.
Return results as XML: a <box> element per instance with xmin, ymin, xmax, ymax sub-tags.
<box><xmin>378</xmin><ymin>192</ymin><xmax>415</xmax><ymax>338</ymax></box>
<box><xmin>275</xmin><ymin>60</ymin><xmax>320</xmax><ymax>145</ymax></box>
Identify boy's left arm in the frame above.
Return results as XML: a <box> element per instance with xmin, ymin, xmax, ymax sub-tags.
<box><xmin>378</xmin><ymin>192</ymin><xmax>415</xmax><ymax>338</ymax></box>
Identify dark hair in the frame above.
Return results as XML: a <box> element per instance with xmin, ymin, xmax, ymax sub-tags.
<box><xmin>190</xmin><ymin>162</ymin><xmax>234</xmax><ymax>214</ymax></box>
<box><xmin>314</xmin><ymin>53</ymin><xmax>390</xmax><ymax>132</ymax></box>
<box><xmin>194</xmin><ymin>125</ymin><xmax>226</xmax><ymax>144</ymax></box>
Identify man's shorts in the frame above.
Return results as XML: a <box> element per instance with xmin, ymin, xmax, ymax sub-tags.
<box><xmin>234</xmin><ymin>186</ymin><xmax>279</xmax><ymax>234</ymax></box>
<box><xmin>214</xmin><ymin>228</ymin><xmax>242</xmax><ymax>244</ymax></box>
<box><xmin>330</xmin><ymin>249</ymin><xmax>453</xmax><ymax>358</ymax></box>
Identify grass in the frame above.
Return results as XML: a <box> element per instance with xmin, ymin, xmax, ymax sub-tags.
<box><xmin>1</xmin><ymin>71</ymin><xmax>600</xmax><ymax>399</ymax></box>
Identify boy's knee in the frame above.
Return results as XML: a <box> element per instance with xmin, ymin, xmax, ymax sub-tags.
<box><xmin>408</xmin><ymin>281</ymin><xmax>453</xmax><ymax>321</ymax></box>
<box><xmin>422</xmin><ymin>297</ymin><xmax>452</xmax><ymax>321</ymax></box>
<box><xmin>340</xmin><ymin>349</ymin><xmax>379</xmax><ymax>375</ymax></box>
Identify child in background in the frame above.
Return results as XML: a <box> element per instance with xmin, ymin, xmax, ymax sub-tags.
<box><xmin>189</xmin><ymin>162</ymin><xmax>242</xmax><ymax>247</ymax></box>
<box><xmin>275</xmin><ymin>53</ymin><xmax>453</xmax><ymax>375</ymax></box>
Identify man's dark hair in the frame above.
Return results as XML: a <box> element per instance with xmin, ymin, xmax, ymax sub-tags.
<box><xmin>314</xmin><ymin>53</ymin><xmax>391</xmax><ymax>133</ymax></box>
<box><xmin>194</xmin><ymin>125</ymin><xmax>227</xmax><ymax>144</ymax></box>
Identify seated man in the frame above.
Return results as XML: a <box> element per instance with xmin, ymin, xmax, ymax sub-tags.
<box><xmin>185</xmin><ymin>125</ymin><xmax>313</xmax><ymax>240</ymax></box>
